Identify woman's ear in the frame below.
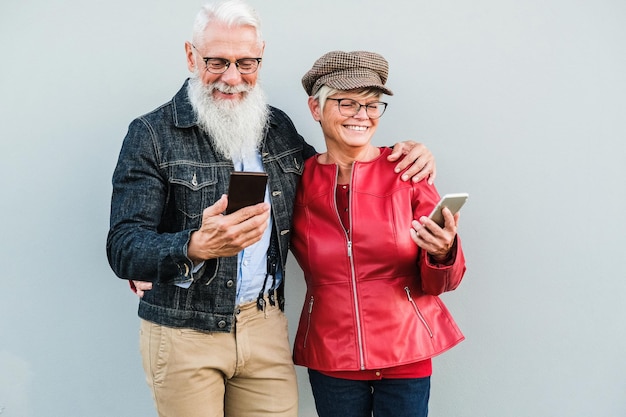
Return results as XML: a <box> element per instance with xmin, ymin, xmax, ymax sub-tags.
<box><xmin>308</xmin><ymin>96</ymin><xmax>322</xmax><ymax>122</ymax></box>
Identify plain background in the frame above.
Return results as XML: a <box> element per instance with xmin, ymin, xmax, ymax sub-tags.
<box><xmin>1</xmin><ymin>0</ymin><xmax>625</xmax><ymax>416</ymax></box>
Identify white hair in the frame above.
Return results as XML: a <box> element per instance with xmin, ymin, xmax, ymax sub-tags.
<box><xmin>187</xmin><ymin>73</ymin><xmax>270</xmax><ymax>160</ymax></box>
<box><xmin>192</xmin><ymin>0</ymin><xmax>263</xmax><ymax>48</ymax></box>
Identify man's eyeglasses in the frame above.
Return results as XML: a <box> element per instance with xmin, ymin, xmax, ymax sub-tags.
<box><xmin>192</xmin><ymin>44</ymin><xmax>262</xmax><ymax>75</ymax></box>
<box><xmin>327</xmin><ymin>98</ymin><xmax>388</xmax><ymax>119</ymax></box>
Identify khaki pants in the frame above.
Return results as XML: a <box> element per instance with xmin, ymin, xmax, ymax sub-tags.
<box><xmin>139</xmin><ymin>300</ymin><xmax>298</xmax><ymax>417</ymax></box>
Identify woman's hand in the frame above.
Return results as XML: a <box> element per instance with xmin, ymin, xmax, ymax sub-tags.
<box><xmin>130</xmin><ymin>280</ymin><xmax>153</xmax><ymax>298</ymax></box>
<box><xmin>410</xmin><ymin>206</ymin><xmax>459</xmax><ymax>262</ymax></box>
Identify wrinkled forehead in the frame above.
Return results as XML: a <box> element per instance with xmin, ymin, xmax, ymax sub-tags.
<box><xmin>196</xmin><ymin>22</ymin><xmax>264</xmax><ymax>57</ymax></box>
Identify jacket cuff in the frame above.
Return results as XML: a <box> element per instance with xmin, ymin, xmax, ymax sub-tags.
<box><xmin>426</xmin><ymin>236</ymin><xmax>458</xmax><ymax>268</ymax></box>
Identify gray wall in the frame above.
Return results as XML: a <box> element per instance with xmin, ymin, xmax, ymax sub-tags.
<box><xmin>1</xmin><ymin>0</ymin><xmax>625</xmax><ymax>416</ymax></box>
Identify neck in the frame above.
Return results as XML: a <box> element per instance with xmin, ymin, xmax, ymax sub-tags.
<box><xmin>320</xmin><ymin>145</ymin><xmax>379</xmax><ymax>183</ymax></box>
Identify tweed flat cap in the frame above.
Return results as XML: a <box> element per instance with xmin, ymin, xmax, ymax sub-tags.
<box><xmin>302</xmin><ymin>50</ymin><xmax>393</xmax><ymax>97</ymax></box>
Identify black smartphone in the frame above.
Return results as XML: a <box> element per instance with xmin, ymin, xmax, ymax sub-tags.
<box><xmin>225</xmin><ymin>171</ymin><xmax>268</xmax><ymax>214</ymax></box>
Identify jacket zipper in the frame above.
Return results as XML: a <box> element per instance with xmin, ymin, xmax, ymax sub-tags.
<box><xmin>303</xmin><ymin>296</ymin><xmax>314</xmax><ymax>348</ymax></box>
<box><xmin>337</xmin><ymin>164</ymin><xmax>366</xmax><ymax>370</ymax></box>
<box><xmin>404</xmin><ymin>287</ymin><xmax>434</xmax><ymax>338</ymax></box>
<box><xmin>349</xmin><ymin>245</ymin><xmax>365</xmax><ymax>369</ymax></box>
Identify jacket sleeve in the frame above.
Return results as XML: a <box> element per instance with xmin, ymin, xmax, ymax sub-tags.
<box><xmin>106</xmin><ymin>118</ymin><xmax>196</xmax><ymax>284</ymax></box>
<box><xmin>419</xmin><ymin>236</ymin><xmax>466</xmax><ymax>295</ymax></box>
<box><xmin>410</xmin><ymin>180</ymin><xmax>467</xmax><ymax>296</ymax></box>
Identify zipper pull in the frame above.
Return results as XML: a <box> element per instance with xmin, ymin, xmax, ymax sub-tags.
<box><xmin>347</xmin><ymin>241</ymin><xmax>352</xmax><ymax>257</ymax></box>
<box><xmin>308</xmin><ymin>296</ymin><xmax>314</xmax><ymax>313</ymax></box>
<box><xmin>404</xmin><ymin>286</ymin><xmax>412</xmax><ymax>300</ymax></box>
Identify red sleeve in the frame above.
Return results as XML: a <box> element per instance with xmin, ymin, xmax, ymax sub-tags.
<box><xmin>420</xmin><ymin>237</ymin><xmax>466</xmax><ymax>295</ymax></box>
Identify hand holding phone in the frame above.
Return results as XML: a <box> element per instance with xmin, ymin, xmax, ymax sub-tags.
<box><xmin>428</xmin><ymin>193</ymin><xmax>468</xmax><ymax>227</ymax></box>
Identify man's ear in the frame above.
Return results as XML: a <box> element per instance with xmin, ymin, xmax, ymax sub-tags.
<box><xmin>185</xmin><ymin>41</ymin><xmax>195</xmax><ymax>73</ymax></box>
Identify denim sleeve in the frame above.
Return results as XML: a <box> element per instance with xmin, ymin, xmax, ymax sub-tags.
<box><xmin>106</xmin><ymin>118</ymin><xmax>194</xmax><ymax>284</ymax></box>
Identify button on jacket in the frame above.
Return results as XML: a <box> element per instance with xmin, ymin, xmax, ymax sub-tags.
<box><xmin>291</xmin><ymin>147</ymin><xmax>466</xmax><ymax>372</ymax></box>
<box><xmin>107</xmin><ymin>79</ymin><xmax>316</xmax><ymax>332</ymax></box>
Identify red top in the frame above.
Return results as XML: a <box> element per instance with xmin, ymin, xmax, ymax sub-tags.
<box><xmin>291</xmin><ymin>148</ymin><xmax>465</xmax><ymax>375</ymax></box>
<box><xmin>323</xmin><ymin>184</ymin><xmax>432</xmax><ymax>380</ymax></box>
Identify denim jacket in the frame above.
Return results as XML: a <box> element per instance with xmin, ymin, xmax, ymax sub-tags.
<box><xmin>107</xmin><ymin>80</ymin><xmax>316</xmax><ymax>332</ymax></box>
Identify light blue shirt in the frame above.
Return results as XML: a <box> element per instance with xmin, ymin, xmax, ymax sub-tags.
<box><xmin>178</xmin><ymin>151</ymin><xmax>278</xmax><ymax>305</ymax></box>
<box><xmin>232</xmin><ymin>152</ymin><xmax>275</xmax><ymax>304</ymax></box>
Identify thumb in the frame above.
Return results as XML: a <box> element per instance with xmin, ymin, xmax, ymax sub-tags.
<box><xmin>205</xmin><ymin>194</ymin><xmax>228</xmax><ymax>216</ymax></box>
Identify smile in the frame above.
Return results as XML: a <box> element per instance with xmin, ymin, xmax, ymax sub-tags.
<box><xmin>345</xmin><ymin>125</ymin><xmax>368</xmax><ymax>131</ymax></box>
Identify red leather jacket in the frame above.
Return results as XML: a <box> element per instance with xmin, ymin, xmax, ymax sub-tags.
<box><xmin>291</xmin><ymin>147</ymin><xmax>466</xmax><ymax>372</ymax></box>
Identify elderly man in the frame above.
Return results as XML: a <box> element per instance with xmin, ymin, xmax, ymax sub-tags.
<box><xmin>106</xmin><ymin>1</ymin><xmax>436</xmax><ymax>416</ymax></box>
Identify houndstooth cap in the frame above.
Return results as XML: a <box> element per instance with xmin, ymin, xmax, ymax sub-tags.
<box><xmin>302</xmin><ymin>50</ymin><xmax>393</xmax><ymax>97</ymax></box>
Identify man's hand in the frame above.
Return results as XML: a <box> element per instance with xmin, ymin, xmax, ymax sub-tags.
<box><xmin>410</xmin><ymin>207</ymin><xmax>459</xmax><ymax>261</ymax></box>
<box><xmin>128</xmin><ymin>195</ymin><xmax>270</xmax><ymax>299</ymax></box>
<box><xmin>388</xmin><ymin>141</ymin><xmax>437</xmax><ymax>184</ymax></box>
<box><xmin>187</xmin><ymin>194</ymin><xmax>270</xmax><ymax>263</ymax></box>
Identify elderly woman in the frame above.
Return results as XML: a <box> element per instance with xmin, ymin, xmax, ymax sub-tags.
<box><xmin>290</xmin><ymin>51</ymin><xmax>467</xmax><ymax>417</ymax></box>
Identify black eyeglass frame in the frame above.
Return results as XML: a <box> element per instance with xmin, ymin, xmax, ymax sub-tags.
<box><xmin>326</xmin><ymin>98</ymin><xmax>388</xmax><ymax>119</ymax></box>
<box><xmin>192</xmin><ymin>44</ymin><xmax>262</xmax><ymax>74</ymax></box>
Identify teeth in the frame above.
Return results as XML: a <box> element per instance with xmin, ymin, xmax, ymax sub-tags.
<box><xmin>346</xmin><ymin>125</ymin><xmax>367</xmax><ymax>131</ymax></box>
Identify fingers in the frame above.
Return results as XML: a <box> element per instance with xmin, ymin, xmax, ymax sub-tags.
<box><xmin>189</xmin><ymin>201</ymin><xmax>270</xmax><ymax>261</ymax></box>
<box><xmin>387</xmin><ymin>142</ymin><xmax>436</xmax><ymax>183</ymax></box>
<box><xmin>226</xmin><ymin>201</ymin><xmax>271</xmax><ymax>224</ymax></box>
<box><xmin>405</xmin><ymin>143</ymin><xmax>435</xmax><ymax>183</ymax></box>
<box><xmin>132</xmin><ymin>280</ymin><xmax>152</xmax><ymax>298</ymax></box>
<box><xmin>426</xmin><ymin>161</ymin><xmax>437</xmax><ymax>185</ymax></box>
<box><xmin>388</xmin><ymin>140</ymin><xmax>417</xmax><ymax>162</ymax></box>
<box><xmin>404</xmin><ymin>159</ymin><xmax>436</xmax><ymax>185</ymax></box>
<box><xmin>401</xmin><ymin>155</ymin><xmax>429</xmax><ymax>183</ymax></box>
<box><xmin>223</xmin><ymin>206</ymin><xmax>271</xmax><ymax>249</ymax></box>
<box><xmin>388</xmin><ymin>141</ymin><xmax>419</xmax><ymax>173</ymax></box>
<box><xmin>411</xmin><ymin>207</ymin><xmax>458</xmax><ymax>258</ymax></box>
<box><xmin>216</xmin><ymin>203</ymin><xmax>271</xmax><ymax>247</ymax></box>
<box><xmin>421</xmin><ymin>207</ymin><xmax>459</xmax><ymax>235</ymax></box>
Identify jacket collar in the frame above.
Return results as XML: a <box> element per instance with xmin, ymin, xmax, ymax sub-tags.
<box><xmin>171</xmin><ymin>79</ymin><xmax>197</xmax><ymax>128</ymax></box>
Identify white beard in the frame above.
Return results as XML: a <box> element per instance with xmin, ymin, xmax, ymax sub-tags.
<box><xmin>187</xmin><ymin>74</ymin><xmax>270</xmax><ymax>160</ymax></box>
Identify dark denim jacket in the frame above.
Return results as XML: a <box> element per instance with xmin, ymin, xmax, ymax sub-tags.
<box><xmin>107</xmin><ymin>80</ymin><xmax>316</xmax><ymax>332</ymax></box>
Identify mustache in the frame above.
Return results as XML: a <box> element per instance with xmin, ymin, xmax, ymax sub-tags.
<box><xmin>205</xmin><ymin>81</ymin><xmax>253</xmax><ymax>95</ymax></box>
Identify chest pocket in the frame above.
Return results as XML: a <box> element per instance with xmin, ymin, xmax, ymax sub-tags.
<box><xmin>273</xmin><ymin>151</ymin><xmax>305</xmax><ymax>191</ymax></box>
<box><xmin>166</xmin><ymin>163</ymin><xmax>220</xmax><ymax>230</ymax></box>
<box><xmin>275</xmin><ymin>152</ymin><xmax>304</xmax><ymax>174</ymax></box>
<box><xmin>269</xmin><ymin>151</ymin><xmax>304</xmax><ymax>209</ymax></box>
